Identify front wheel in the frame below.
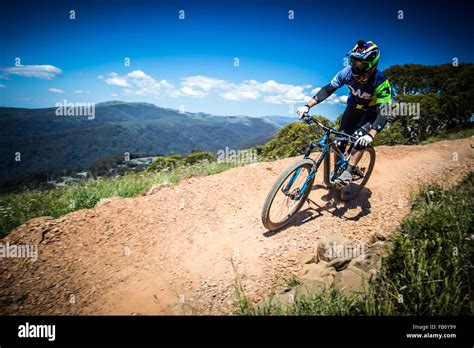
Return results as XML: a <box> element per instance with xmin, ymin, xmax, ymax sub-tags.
<box><xmin>261</xmin><ymin>159</ymin><xmax>316</xmax><ymax>231</ymax></box>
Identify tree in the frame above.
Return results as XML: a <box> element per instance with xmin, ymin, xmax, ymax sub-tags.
<box><xmin>383</xmin><ymin>63</ymin><xmax>474</xmax><ymax>135</ymax></box>
<box><xmin>260</xmin><ymin>115</ymin><xmax>334</xmax><ymax>159</ymax></box>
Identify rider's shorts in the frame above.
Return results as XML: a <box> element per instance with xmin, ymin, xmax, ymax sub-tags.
<box><xmin>339</xmin><ymin>105</ymin><xmax>378</xmax><ymax>136</ymax></box>
<box><xmin>336</xmin><ymin>106</ymin><xmax>378</xmax><ymax>152</ymax></box>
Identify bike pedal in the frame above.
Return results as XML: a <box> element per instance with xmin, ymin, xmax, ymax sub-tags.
<box><xmin>335</xmin><ymin>181</ymin><xmax>349</xmax><ymax>189</ymax></box>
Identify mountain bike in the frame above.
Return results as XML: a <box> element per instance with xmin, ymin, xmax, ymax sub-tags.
<box><xmin>261</xmin><ymin>113</ymin><xmax>376</xmax><ymax>231</ymax></box>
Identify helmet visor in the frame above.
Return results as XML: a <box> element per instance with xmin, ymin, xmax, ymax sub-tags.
<box><xmin>350</xmin><ymin>58</ymin><xmax>369</xmax><ymax>75</ymax></box>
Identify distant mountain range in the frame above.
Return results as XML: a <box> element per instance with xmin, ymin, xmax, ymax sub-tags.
<box><xmin>0</xmin><ymin>101</ymin><xmax>282</xmax><ymax>183</ymax></box>
<box><xmin>259</xmin><ymin>115</ymin><xmax>299</xmax><ymax>127</ymax></box>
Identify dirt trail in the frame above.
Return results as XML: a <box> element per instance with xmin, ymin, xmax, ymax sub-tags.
<box><xmin>1</xmin><ymin>138</ymin><xmax>473</xmax><ymax>315</ymax></box>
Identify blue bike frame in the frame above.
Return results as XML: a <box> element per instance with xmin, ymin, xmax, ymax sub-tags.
<box><xmin>282</xmin><ymin>117</ymin><xmax>357</xmax><ymax>200</ymax></box>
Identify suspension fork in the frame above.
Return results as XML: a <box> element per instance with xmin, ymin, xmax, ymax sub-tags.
<box><xmin>322</xmin><ymin>134</ymin><xmax>333</xmax><ymax>187</ymax></box>
<box><xmin>282</xmin><ymin>166</ymin><xmax>313</xmax><ymax>200</ymax></box>
<box><xmin>282</xmin><ymin>145</ymin><xmax>325</xmax><ymax>199</ymax></box>
<box><xmin>294</xmin><ymin>153</ymin><xmax>325</xmax><ymax>199</ymax></box>
<box><xmin>303</xmin><ymin>132</ymin><xmax>332</xmax><ymax>188</ymax></box>
<box><xmin>283</xmin><ymin>167</ymin><xmax>302</xmax><ymax>193</ymax></box>
<box><xmin>323</xmin><ymin>148</ymin><xmax>331</xmax><ymax>187</ymax></box>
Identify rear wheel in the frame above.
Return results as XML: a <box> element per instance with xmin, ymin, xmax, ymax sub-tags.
<box><xmin>261</xmin><ymin>159</ymin><xmax>315</xmax><ymax>231</ymax></box>
<box><xmin>340</xmin><ymin>146</ymin><xmax>376</xmax><ymax>201</ymax></box>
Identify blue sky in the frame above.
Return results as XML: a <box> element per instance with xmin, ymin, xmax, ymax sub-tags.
<box><xmin>0</xmin><ymin>0</ymin><xmax>472</xmax><ymax>120</ymax></box>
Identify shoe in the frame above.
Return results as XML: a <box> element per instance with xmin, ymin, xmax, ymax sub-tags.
<box><xmin>335</xmin><ymin>170</ymin><xmax>353</xmax><ymax>188</ymax></box>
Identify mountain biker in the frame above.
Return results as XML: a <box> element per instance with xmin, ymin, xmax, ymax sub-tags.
<box><xmin>296</xmin><ymin>40</ymin><xmax>391</xmax><ymax>187</ymax></box>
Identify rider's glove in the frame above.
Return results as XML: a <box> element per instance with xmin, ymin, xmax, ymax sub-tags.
<box><xmin>355</xmin><ymin>134</ymin><xmax>373</xmax><ymax>148</ymax></box>
<box><xmin>296</xmin><ymin>105</ymin><xmax>310</xmax><ymax>119</ymax></box>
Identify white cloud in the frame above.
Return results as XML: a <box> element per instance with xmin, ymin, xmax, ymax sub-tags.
<box><xmin>334</xmin><ymin>95</ymin><xmax>348</xmax><ymax>104</ymax></box>
<box><xmin>259</xmin><ymin>80</ymin><xmax>309</xmax><ymax>104</ymax></box>
<box><xmin>219</xmin><ymin>80</ymin><xmax>261</xmax><ymax>101</ymax></box>
<box><xmin>98</xmin><ymin>71</ymin><xmax>348</xmax><ymax>106</ymax></box>
<box><xmin>2</xmin><ymin>65</ymin><xmax>61</xmax><ymax>80</ymax></box>
<box><xmin>181</xmin><ymin>76</ymin><xmax>309</xmax><ymax>104</ymax></box>
<box><xmin>324</xmin><ymin>94</ymin><xmax>348</xmax><ymax>105</ymax></box>
<box><xmin>75</xmin><ymin>90</ymin><xmax>91</xmax><ymax>94</ymax></box>
<box><xmin>181</xmin><ymin>86</ymin><xmax>208</xmax><ymax>98</ymax></box>
<box><xmin>100</xmin><ymin>72</ymin><xmax>130</xmax><ymax>88</ymax></box>
<box><xmin>99</xmin><ymin>70</ymin><xmax>179</xmax><ymax>98</ymax></box>
<box><xmin>219</xmin><ymin>79</ymin><xmax>309</xmax><ymax>104</ymax></box>
<box><xmin>220</xmin><ymin>86</ymin><xmax>260</xmax><ymax>101</ymax></box>
<box><xmin>180</xmin><ymin>75</ymin><xmax>231</xmax><ymax>97</ymax></box>
<box><xmin>127</xmin><ymin>70</ymin><xmax>147</xmax><ymax>79</ymax></box>
<box><xmin>0</xmin><ymin>84</ymin><xmax>5</xmax><ymax>88</ymax></box>
<box><xmin>48</xmin><ymin>88</ymin><xmax>64</xmax><ymax>93</ymax></box>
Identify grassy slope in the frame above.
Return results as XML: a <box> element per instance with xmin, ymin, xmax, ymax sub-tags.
<box><xmin>0</xmin><ymin>161</ymin><xmax>238</xmax><ymax>238</ymax></box>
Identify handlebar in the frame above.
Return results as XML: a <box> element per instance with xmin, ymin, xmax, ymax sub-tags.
<box><xmin>302</xmin><ymin>112</ymin><xmax>357</xmax><ymax>143</ymax></box>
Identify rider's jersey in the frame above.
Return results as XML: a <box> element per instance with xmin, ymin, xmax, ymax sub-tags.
<box><xmin>330</xmin><ymin>66</ymin><xmax>392</xmax><ymax>111</ymax></box>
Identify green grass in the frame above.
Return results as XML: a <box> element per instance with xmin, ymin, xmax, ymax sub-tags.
<box><xmin>0</xmin><ymin>160</ymin><xmax>238</xmax><ymax>238</ymax></box>
<box><xmin>420</xmin><ymin>127</ymin><xmax>474</xmax><ymax>144</ymax></box>
<box><xmin>238</xmin><ymin>172</ymin><xmax>473</xmax><ymax>315</ymax></box>
<box><xmin>239</xmin><ymin>286</ymin><xmax>367</xmax><ymax>316</ymax></box>
<box><xmin>283</xmin><ymin>275</ymin><xmax>302</xmax><ymax>292</ymax></box>
<box><xmin>369</xmin><ymin>173</ymin><xmax>473</xmax><ymax>315</ymax></box>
